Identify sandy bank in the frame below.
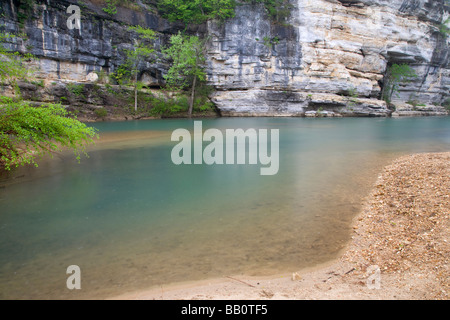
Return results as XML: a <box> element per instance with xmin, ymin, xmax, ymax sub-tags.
<box><xmin>110</xmin><ymin>152</ymin><xmax>449</xmax><ymax>300</ymax></box>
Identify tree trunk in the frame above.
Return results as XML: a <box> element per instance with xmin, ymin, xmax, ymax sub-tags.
<box><xmin>134</xmin><ymin>72</ymin><xmax>138</xmax><ymax>113</ymax></box>
<box><xmin>188</xmin><ymin>76</ymin><xmax>197</xmax><ymax>117</ymax></box>
<box><xmin>382</xmin><ymin>67</ymin><xmax>395</xmax><ymax>105</ymax></box>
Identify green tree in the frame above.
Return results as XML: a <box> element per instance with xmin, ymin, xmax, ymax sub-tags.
<box><xmin>245</xmin><ymin>0</ymin><xmax>293</xmax><ymax>23</ymax></box>
<box><xmin>0</xmin><ymin>32</ymin><xmax>97</xmax><ymax>171</ymax></box>
<box><xmin>162</xmin><ymin>32</ymin><xmax>206</xmax><ymax>116</ymax></box>
<box><xmin>158</xmin><ymin>0</ymin><xmax>237</xmax><ymax>24</ymax></box>
<box><xmin>120</xmin><ymin>26</ymin><xmax>156</xmax><ymax>113</ymax></box>
<box><xmin>102</xmin><ymin>0</ymin><xmax>118</xmax><ymax>15</ymax></box>
<box><xmin>382</xmin><ymin>63</ymin><xmax>417</xmax><ymax>104</ymax></box>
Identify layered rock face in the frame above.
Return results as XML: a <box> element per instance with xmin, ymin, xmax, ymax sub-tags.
<box><xmin>0</xmin><ymin>0</ymin><xmax>448</xmax><ymax>117</ymax></box>
<box><xmin>0</xmin><ymin>0</ymin><xmax>174</xmax><ymax>85</ymax></box>
<box><xmin>207</xmin><ymin>0</ymin><xmax>449</xmax><ymax>116</ymax></box>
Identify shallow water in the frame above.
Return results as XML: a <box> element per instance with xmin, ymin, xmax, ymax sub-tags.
<box><xmin>0</xmin><ymin>117</ymin><xmax>449</xmax><ymax>299</ymax></box>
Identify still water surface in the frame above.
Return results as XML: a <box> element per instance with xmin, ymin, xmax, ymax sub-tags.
<box><xmin>0</xmin><ymin>117</ymin><xmax>449</xmax><ymax>299</ymax></box>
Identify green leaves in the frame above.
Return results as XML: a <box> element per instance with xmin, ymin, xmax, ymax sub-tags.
<box><xmin>389</xmin><ymin>63</ymin><xmax>417</xmax><ymax>83</ymax></box>
<box><xmin>129</xmin><ymin>26</ymin><xmax>157</xmax><ymax>41</ymax></box>
<box><xmin>383</xmin><ymin>64</ymin><xmax>418</xmax><ymax>103</ymax></box>
<box><xmin>0</xmin><ymin>99</ymin><xmax>98</xmax><ymax>170</ymax></box>
<box><xmin>439</xmin><ymin>17</ymin><xmax>450</xmax><ymax>36</ymax></box>
<box><xmin>162</xmin><ymin>32</ymin><xmax>207</xmax><ymax>116</ymax></box>
<box><xmin>102</xmin><ymin>0</ymin><xmax>118</xmax><ymax>15</ymax></box>
<box><xmin>162</xmin><ymin>32</ymin><xmax>206</xmax><ymax>90</ymax></box>
<box><xmin>112</xmin><ymin>26</ymin><xmax>156</xmax><ymax>85</ymax></box>
<box><xmin>125</xmin><ymin>26</ymin><xmax>156</xmax><ymax>112</ymax></box>
<box><xmin>158</xmin><ymin>0</ymin><xmax>237</xmax><ymax>24</ymax></box>
<box><xmin>0</xmin><ymin>31</ymin><xmax>98</xmax><ymax>171</ymax></box>
<box><xmin>126</xmin><ymin>26</ymin><xmax>156</xmax><ymax>70</ymax></box>
<box><xmin>157</xmin><ymin>0</ymin><xmax>293</xmax><ymax>25</ymax></box>
<box><xmin>245</xmin><ymin>0</ymin><xmax>293</xmax><ymax>23</ymax></box>
<box><xmin>0</xmin><ymin>33</ymin><xmax>34</xmax><ymax>93</ymax></box>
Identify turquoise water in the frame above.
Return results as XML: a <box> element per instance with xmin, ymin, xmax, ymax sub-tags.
<box><xmin>0</xmin><ymin>117</ymin><xmax>449</xmax><ymax>299</ymax></box>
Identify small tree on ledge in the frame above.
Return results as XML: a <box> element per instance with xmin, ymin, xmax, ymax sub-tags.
<box><xmin>382</xmin><ymin>63</ymin><xmax>417</xmax><ymax>104</ymax></box>
<box><xmin>126</xmin><ymin>26</ymin><xmax>156</xmax><ymax>113</ymax></box>
<box><xmin>162</xmin><ymin>32</ymin><xmax>206</xmax><ymax>117</ymax></box>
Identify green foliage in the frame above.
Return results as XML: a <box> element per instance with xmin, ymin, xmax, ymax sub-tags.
<box><xmin>317</xmin><ymin>106</ymin><xmax>323</xmax><ymax>116</ymax></box>
<box><xmin>346</xmin><ymin>86</ymin><xmax>358</xmax><ymax>109</ymax></box>
<box><xmin>406</xmin><ymin>98</ymin><xmax>426</xmax><ymax>109</ymax></box>
<box><xmin>30</xmin><ymin>79</ymin><xmax>44</xmax><ymax>88</ymax></box>
<box><xmin>149</xmin><ymin>94</ymin><xmax>190</xmax><ymax>116</ymax></box>
<box><xmin>196</xmin><ymin>101</ymin><xmax>215</xmax><ymax>113</ymax></box>
<box><xmin>0</xmin><ymin>31</ymin><xmax>98</xmax><ymax>171</ymax></box>
<box><xmin>158</xmin><ymin>0</ymin><xmax>293</xmax><ymax>25</ymax></box>
<box><xmin>109</xmin><ymin>27</ymin><xmax>156</xmax><ymax>111</ymax></box>
<box><xmin>0</xmin><ymin>33</ymin><xmax>34</xmax><ymax>94</ymax></box>
<box><xmin>162</xmin><ymin>32</ymin><xmax>206</xmax><ymax>115</ymax></box>
<box><xmin>102</xmin><ymin>0</ymin><xmax>118</xmax><ymax>15</ymax></box>
<box><xmin>125</xmin><ymin>26</ymin><xmax>156</xmax><ymax>70</ymax></box>
<box><xmin>0</xmin><ymin>97</ymin><xmax>98</xmax><ymax>171</ymax></box>
<box><xmin>110</xmin><ymin>64</ymin><xmax>132</xmax><ymax>85</ymax></box>
<box><xmin>126</xmin><ymin>26</ymin><xmax>156</xmax><ymax>112</ymax></box>
<box><xmin>245</xmin><ymin>0</ymin><xmax>293</xmax><ymax>23</ymax></box>
<box><xmin>192</xmin><ymin>84</ymin><xmax>215</xmax><ymax>113</ymax></box>
<box><xmin>94</xmin><ymin>107</ymin><xmax>108</xmax><ymax>118</ymax></box>
<box><xmin>439</xmin><ymin>17</ymin><xmax>450</xmax><ymax>36</ymax></box>
<box><xmin>162</xmin><ymin>32</ymin><xmax>206</xmax><ymax>90</ymax></box>
<box><xmin>262</xmin><ymin>36</ymin><xmax>279</xmax><ymax>47</ymax></box>
<box><xmin>67</xmin><ymin>83</ymin><xmax>85</xmax><ymax>97</ymax></box>
<box><xmin>112</xmin><ymin>27</ymin><xmax>156</xmax><ymax>85</ymax></box>
<box><xmin>16</xmin><ymin>0</ymin><xmax>34</xmax><ymax>28</ymax></box>
<box><xmin>347</xmin><ymin>87</ymin><xmax>358</xmax><ymax>98</ymax></box>
<box><xmin>382</xmin><ymin>63</ymin><xmax>417</xmax><ymax>103</ymax></box>
<box><xmin>148</xmin><ymin>90</ymin><xmax>215</xmax><ymax>117</ymax></box>
<box><xmin>158</xmin><ymin>0</ymin><xmax>237</xmax><ymax>24</ymax></box>
<box><xmin>146</xmin><ymin>83</ymin><xmax>215</xmax><ymax>117</ymax></box>
<box><xmin>104</xmin><ymin>83</ymin><xmax>118</xmax><ymax>96</ymax></box>
<box><xmin>94</xmin><ymin>69</ymin><xmax>108</xmax><ymax>84</ymax></box>
<box><xmin>102</xmin><ymin>0</ymin><xmax>140</xmax><ymax>14</ymax></box>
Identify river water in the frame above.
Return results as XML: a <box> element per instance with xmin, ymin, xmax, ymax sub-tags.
<box><xmin>0</xmin><ymin>117</ymin><xmax>449</xmax><ymax>299</ymax></box>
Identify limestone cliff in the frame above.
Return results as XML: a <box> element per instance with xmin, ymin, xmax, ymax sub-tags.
<box><xmin>0</xmin><ymin>0</ymin><xmax>448</xmax><ymax>117</ymax></box>
<box><xmin>207</xmin><ymin>0</ymin><xmax>449</xmax><ymax>116</ymax></box>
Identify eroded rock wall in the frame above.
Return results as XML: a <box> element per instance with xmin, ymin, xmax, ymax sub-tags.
<box><xmin>0</xmin><ymin>0</ymin><xmax>448</xmax><ymax>117</ymax></box>
<box><xmin>0</xmin><ymin>0</ymin><xmax>174</xmax><ymax>85</ymax></box>
<box><xmin>207</xmin><ymin>0</ymin><xmax>449</xmax><ymax>116</ymax></box>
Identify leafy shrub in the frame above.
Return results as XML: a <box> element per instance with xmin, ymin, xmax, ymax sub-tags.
<box><xmin>382</xmin><ymin>64</ymin><xmax>417</xmax><ymax>104</ymax></box>
<box><xmin>67</xmin><ymin>83</ymin><xmax>86</xmax><ymax>98</ymax></box>
<box><xmin>102</xmin><ymin>0</ymin><xmax>118</xmax><ymax>15</ymax></box>
<box><xmin>0</xmin><ymin>97</ymin><xmax>98</xmax><ymax>170</ymax></box>
<box><xmin>94</xmin><ymin>107</ymin><xmax>108</xmax><ymax>118</ymax></box>
<box><xmin>0</xmin><ymin>31</ymin><xmax>97</xmax><ymax>171</ymax></box>
<box><xmin>149</xmin><ymin>94</ymin><xmax>190</xmax><ymax>116</ymax></box>
<box><xmin>158</xmin><ymin>0</ymin><xmax>237</xmax><ymax>24</ymax></box>
<box><xmin>158</xmin><ymin>0</ymin><xmax>293</xmax><ymax>24</ymax></box>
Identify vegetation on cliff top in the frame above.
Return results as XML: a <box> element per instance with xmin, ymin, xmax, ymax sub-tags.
<box><xmin>157</xmin><ymin>0</ymin><xmax>292</xmax><ymax>24</ymax></box>
<box><xmin>100</xmin><ymin>0</ymin><xmax>293</xmax><ymax>24</ymax></box>
<box><xmin>157</xmin><ymin>0</ymin><xmax>237</xmax><ymax>24</ymax></box>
